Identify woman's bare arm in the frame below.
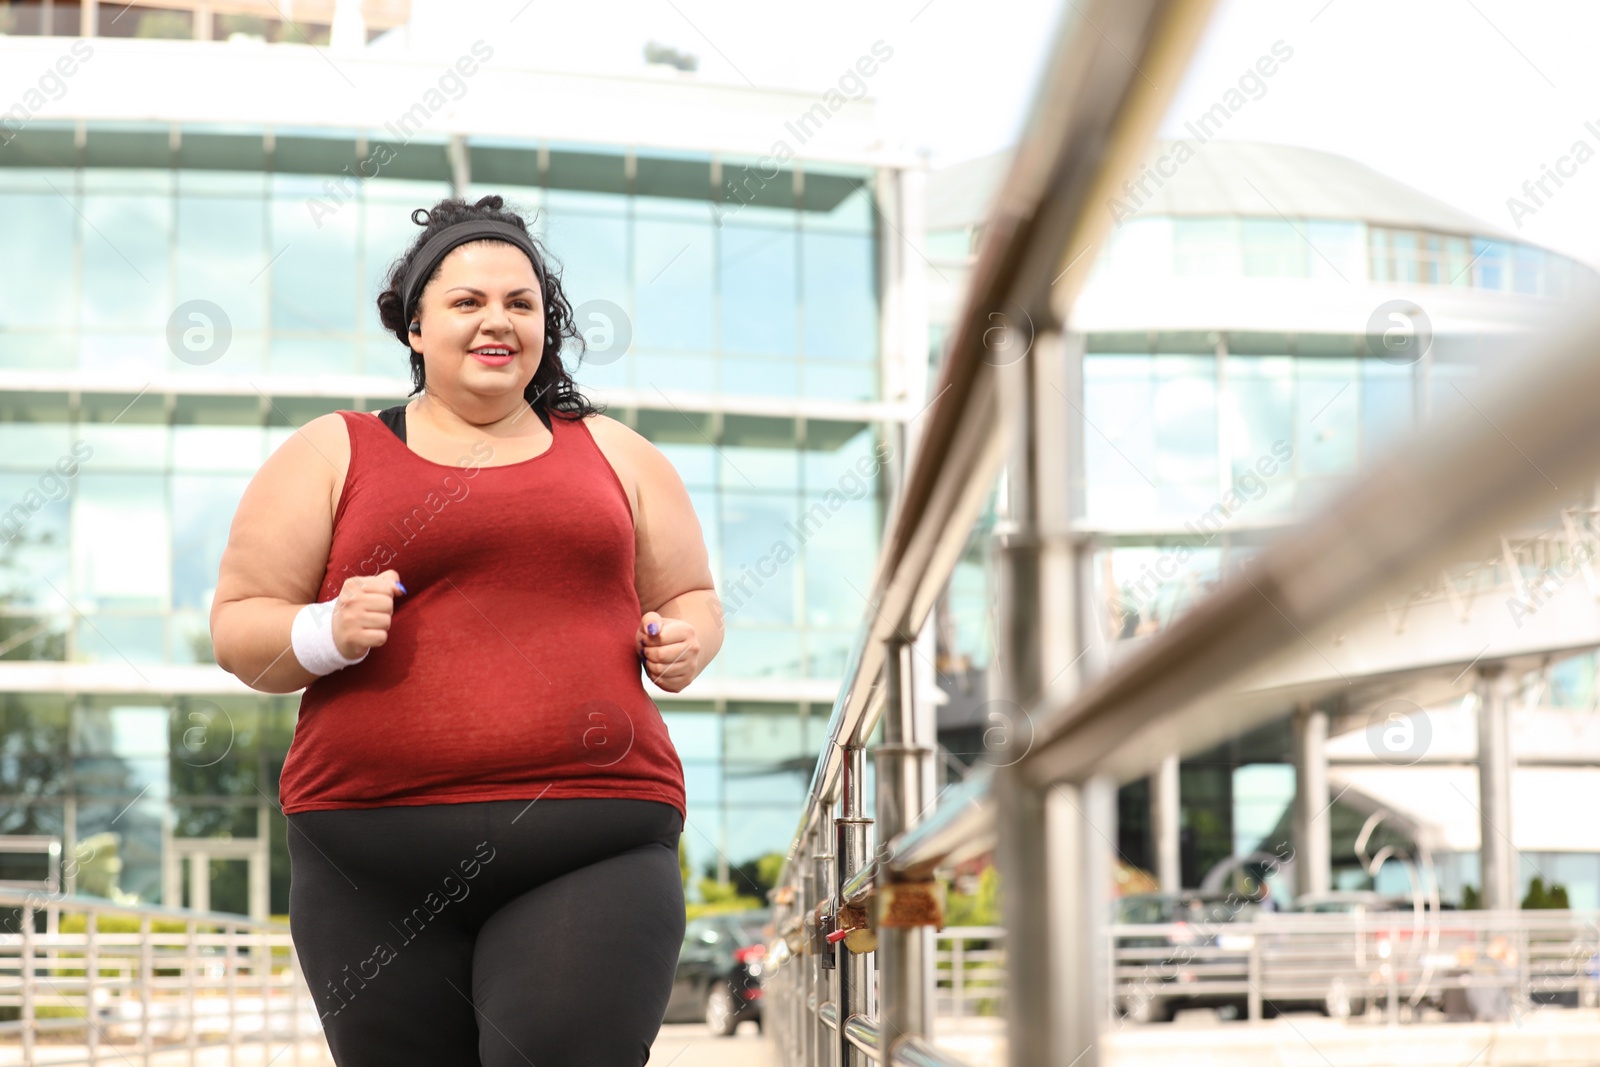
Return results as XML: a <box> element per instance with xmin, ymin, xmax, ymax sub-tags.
<box><xmin>625</xmin><ymin>427</ymin><xmax>724</xmax><ymax>692</ymax></box>
<box><xmin>209</xmin><ymin>414</ymin><xmax>397</xmax><ymax>693</ymax></box>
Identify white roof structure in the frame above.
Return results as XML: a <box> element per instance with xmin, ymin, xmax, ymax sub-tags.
<box><xmin>0</xmin><ymin>34</ymin><xmax>911</xmax><ymax>168</ymax></box>
<box><xmin>1119</xmin><ymin>140</ymin><xmax>1514</xmax><ymax>238</ymax></box>
<box><xmin>927</xmin><ymin>140</ymin><xmax>1512</xmax><ymax>237</ymax></box>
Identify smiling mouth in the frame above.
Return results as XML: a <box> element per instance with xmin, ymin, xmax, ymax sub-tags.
<box><xmin>470</xmin><ymin>346</ymin><xmax>516</xmax><ymax>365</ymax></box>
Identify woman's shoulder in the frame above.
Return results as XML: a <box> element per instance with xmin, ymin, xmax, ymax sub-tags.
<box><xmin>574</xmin><ymin>410</ymin><xmax>650</xmax><ymax>454</ymax></box>
<box><xmin>265</xmin><ymin>411</ymin><xmax>357</xmax><ymax>464</ymax></box>
<box><xmin>256</xmin><ymin>412</ymin><xmax>361</xmax><ymax>515</ymax></box>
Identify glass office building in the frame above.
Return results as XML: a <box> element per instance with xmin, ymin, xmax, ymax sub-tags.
<box><xmin>926</xmin><ymin>140</ymin><xmax>1600</xmax><ymax>900</ymax></box>
<box><xmin>0</xmin><ymin>22</ymin><xmax>924</xmax><ymax>915</ymax></box>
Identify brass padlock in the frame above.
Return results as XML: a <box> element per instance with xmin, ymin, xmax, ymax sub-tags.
<box><xmin>843</xmin><ymin>926</ymin><xmax>878</xmax><ymax>953</ymax></box>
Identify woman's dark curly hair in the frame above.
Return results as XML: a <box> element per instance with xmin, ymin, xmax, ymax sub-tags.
<box><xmin>375</xmin><ymin>194</ymin><xmax>604</xmax><ymax>422</ymax></box>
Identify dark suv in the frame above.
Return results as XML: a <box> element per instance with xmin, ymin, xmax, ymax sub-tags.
<box><xmin>666</xmin><ymin>909</ymin><xmax>772</xmax><ymax>1036</ymax></box>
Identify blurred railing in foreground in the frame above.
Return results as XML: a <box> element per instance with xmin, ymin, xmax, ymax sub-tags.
<box><xmin>763</xmin><ymin>0</ymin><xmax>1226</xmax><ymax>1062</ymax></box>
<box><xmin>0</xmin><ymin>890</ymin><xmax>323</xmax><ymax>1065</ymax></box>
<box><xmin>1105</xmin><ymin>506</ymin><xmax>1600</xmax><ymax>644</ymax></box>
<box><xmin>760</xmin><ymin>0</ymin><xmax>1600</xmax><ymax>1060</ymax></box>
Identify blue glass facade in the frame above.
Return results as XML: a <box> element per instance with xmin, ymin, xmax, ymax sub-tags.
<box><xmin>0</xmin><ymin>122</ymin><xmax>896</xmax><ymax>912</ymax></box>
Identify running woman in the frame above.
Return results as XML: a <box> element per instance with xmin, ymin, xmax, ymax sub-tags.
<box><xmin>210</xmin><ymin>194</ymin><xmax>724</xmax><ymax>1066</ymax></box>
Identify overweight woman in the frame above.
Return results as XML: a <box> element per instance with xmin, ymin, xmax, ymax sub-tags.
<box><xmin>210</xmin><ymin>194</ymin><xmax>724</xmax><ymax>1066</ymax></box>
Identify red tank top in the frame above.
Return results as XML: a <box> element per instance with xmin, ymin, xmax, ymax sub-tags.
<box><xmin>277</xmin><ymin>407</ymin><xmax>686</xmax><ymax>819</ymax></box>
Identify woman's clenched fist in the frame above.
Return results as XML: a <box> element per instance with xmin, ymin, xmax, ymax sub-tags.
<box><xmin>333</xmin><ymin>569</ymin><xmax>405</xmax><ymax>660</ymax></box>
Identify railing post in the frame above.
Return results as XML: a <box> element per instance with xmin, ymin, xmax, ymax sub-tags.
<box><xmin>876</xmin><ymin>637</ymin><xmax>936</xmax><ymax>1054</ymax></box>
<box><xmin>837</xmin><ymin>741</ymin><xmax>874</xmax><ymax>1065</ymax></box>
<box><xmin>259</xmin><ymin>927</ymin><xmax>272</xmax><ymax>1050</ymax></box>
<box><xmin>790</xmin><ymin>865</ymin><xmax>803</xmax><ymax>1064</ymax></box>
<box><xmin>1516</xmin><ymin>918</ymin><xmax>1530</xmax><ymax>1019</ymax></box>
<box><xmin>140</xmin><ymin>911</ymin><xmax>153</xmax><ymax>1065</ymax></box>
<box><xmin>87</xmin><ymin>909</ymin><xmax>100</xmax><ymax>1065</ymax></box>
<box><xmin>289</xmin><ymin>933</ymin><xmax>304</xmax><ymax>1067</ymax></box>
<box><xmin>187</xmin><ymin>918</ymin><xmax>199</xmax><ymax>1062</ymax></box>
<box><xmin>21</xmin><ymin>901</ymin><xmax>35</xmax><ymax>1063</ymax></box>
<box><xmin>1106</xmin><ymin>926</ymin><xmax>1118</xmax><ymax>1026</ymax></box>
<box><xmin>997</xmin><ymin>772</ymin><xmax>1114</xmax><ymax>1066</ymax></box>
<box><xmin>1386</xmin><ymin>912</ymin><xmax>1400</xmax><ymax>1026</ymax></box>
<box><xmin>801</xmin><ymin>846</ymin><xmax>816</xmax><ymax>1067</ymax></box>
<box><xmin>953</xmin><ymin>934</ymin><xmax>964</xmax><ymax>1020</ymax></box>
<box><xmin>994</xmin><ymin>315</ymin><xmax>1101</xmax><ymax>1067</ymax></box>
<box><xmin>228</xmin><ymin>921</ymin><xmax>239</xmax><ymax>1067</ymax></box>
<box><xmin>813</xmin><ymin>846</ymin><xmax>835</xmax><ymax>1067</ymax></box>
<box><xmin>1247</xmin><ymin>935</ymin><xmax>1262</xmax><ymax>1022</ymax></box>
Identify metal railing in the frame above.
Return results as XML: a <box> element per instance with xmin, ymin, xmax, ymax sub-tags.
<box><xmin>0</xmin><ymin>890</ymin><xmax>326</xmax><ymax>1065</ymax></box>
<box><xmin>761</xmin><ymin>0</ymin><xmax>1600</xmax><ymax>1065</ymax></box>
<box><xmin>763</xmin><ymin>0</ymin><xmax>1225</xmax><ymax>1063</ymax></box>
<box><xmin>933</xmin><ymin>929</ymin><xmax>1005</xmax><ymax>1022</ymax></box>
<box><xmin>1104</xmin><ymin>505</ymin><xmax>1600</xmax><ymax>644</ymax></box>
<box><xmin>923</xmin><ymin>912</ymin><xmax>1600</xmax><ymax>1033</ymax></box>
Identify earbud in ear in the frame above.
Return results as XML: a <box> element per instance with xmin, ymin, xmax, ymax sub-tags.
<box><xmin>408</xmin><ymin>321</ymin><xmax>421</xmax><ymax>335</ymax></box>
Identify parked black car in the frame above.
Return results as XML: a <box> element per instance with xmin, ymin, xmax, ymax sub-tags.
<box><xmin>1112</xmin><ymin>891</ymin><xmax>1265</xmax><ymax>1022</ymax></box>
<box><xmin>666</xmin><ymin>909</ymin><xmax>772</xmax><ymax>1036</ymax></box>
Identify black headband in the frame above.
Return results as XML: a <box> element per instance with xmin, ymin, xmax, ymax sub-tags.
<box><xmin>401</xmin><ymin>220</ymin><xmax>546</xmax><ymax>325</ymax></box>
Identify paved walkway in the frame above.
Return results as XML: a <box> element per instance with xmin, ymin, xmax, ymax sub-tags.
<box><xmin>651</xmin><ymin>1021</ymin><xmax>777</xmax><ymax>1066</ymax></box>
<box><xmin>929</xmin><ymin>1009</ymin><xmax>1600</xmax><ymax>1067</ymax></box>
<box><xmin>5</xmin><ymin>1023</ymin><xmax>777</xmax><ymax>1066</ymax></box>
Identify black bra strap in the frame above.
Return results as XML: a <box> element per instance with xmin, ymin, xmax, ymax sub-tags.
<box><xmin>376</xmin><ymin>403</ymin><xmax>408</xmax><ymax>443</ymax></box>
<box><xmin>373</xmin><ymin>402</ymin><xmax>552</xmax><ymax>445</ymax></box>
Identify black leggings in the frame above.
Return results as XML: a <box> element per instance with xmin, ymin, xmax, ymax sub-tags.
<box><xmin>286</xmin><ymin>797</ymin><xmax>686</xmax><ymax>1066</ymax></box>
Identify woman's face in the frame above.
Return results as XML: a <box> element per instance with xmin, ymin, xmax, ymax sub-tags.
<box><xmin>407</xmin><ymin>239</ymin><xmax>546</xmax><ymax>406</ymax></box>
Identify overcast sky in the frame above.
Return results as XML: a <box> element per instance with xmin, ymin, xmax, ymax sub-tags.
<box><xmin>1158</xmin><ymin>0</ymin><xmax>1600</xmax><ymax>268</ymax></box>
<box><xmin>424</xmin><ymin>0</ymin><xmax>1599</xmax><ymax>265</ymax></box>
<box><xmin>873</xmin><ymin>0</ymin><xmax>1600</xmax><ymax>268</ymax></box>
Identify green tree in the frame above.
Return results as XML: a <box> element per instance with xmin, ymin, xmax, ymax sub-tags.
<box><xmin>945</xmin><ymin>865</ymin><xmax>1001</xmax><ymax>926</ymax></box>
<box><xmin>1522</xmin><ymin>877</ymin><xmax>1572</xmax><ymax>909</ymax></box>
<box><xmin>132</xmin><ymin>11</ymin><xmax>192</xmax><ymax>39</ymax></box>
<box><xmin>710</xmin><ymin>851</ymin><xmax>785</xmax><ymax>901</ymax></box>
<box><xmin>757</xmin><ymin>852</ymin><xmax>785</xmax><ymax>892</ymax></box>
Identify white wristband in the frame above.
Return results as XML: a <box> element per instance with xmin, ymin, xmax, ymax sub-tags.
<box><xmin>290</xmin><ymin>600</ymin><xmax>369</xmax><ymax>676</ymax></box>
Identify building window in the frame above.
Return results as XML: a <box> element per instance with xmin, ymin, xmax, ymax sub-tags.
<box><xmin>1240</xmin><ymin>219</ymin><xmax>1307</xmax><ymax>278</ymax></box>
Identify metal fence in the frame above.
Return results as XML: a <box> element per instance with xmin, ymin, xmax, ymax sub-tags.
<box><xmin>1111</xmin><ymin>908</ymin><xmax>1600</xmax><ymax>1026</ymax></box>
<box><xmin>0</xmin><ymin>890</ymin><xmax>325</xmax><ymax>1065</ymax></box>
<box><xmin>758</xmin><ymin>0</ymin><xmax>1600</xmax><ymax>1062</ymax></box>
<box><xmin>931</xmin><ymin>912</ymin><xmax>1600</xmax><ymax>1030</ymax></box>
<box><xmin>934</xmin><ymin>929</ymin><xmax>1006</xmax><ymax>1022</ymax></box>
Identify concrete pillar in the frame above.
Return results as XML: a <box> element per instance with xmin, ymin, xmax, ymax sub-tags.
<box><xmin>187</xmin><ymin>851</ymin><xmax>209</xmax><ymax>914</ymax></box>
<box><xmin>1477</xmin><ymin>668</ymin><xmax>1518</xmax><ymax>910</ymax></box>
<box><xmin>252</xmin><ymin>805</ymin><xmax>272</xmax><ymax>921</ymax></box>
<box><xmin>1151</xmin><ymin>755</ymin><xmax>1181</xmax><ymax>893</ymax></box>
<box><xmin>1292</xmin><ymin>704</ymin><xmax>1332</xmax><ymax>900</ymax></box>
<box><xmin>330</xmin><ymin>0</ymin><xmax>367</xmax><ymax>50</ymax></box>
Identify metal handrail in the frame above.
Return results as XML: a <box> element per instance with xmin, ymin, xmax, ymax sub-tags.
<box><xmin>767</xmin><ymin>1</ymin><xmax>1224</xmax><ymax>1065</ymax></box>
<box><xmin>766</xmin><ymin>0</ymin><xmax>1600</xmax><ymax>1063</ymax></box>
<box><xmin>1105</xmin><ymin>506</ymin><xmax>1600</xmax><ymax>643</ymax></box>
<box><xmin>1011</xmin><ymin>299</ymin><xmax>1600</xmax><ymax>790</ymax></box>
<box><xmin>781</xmin><ymin>0</ymin><xmax>1222</xmax><ymax>869</ymax></box>
<box><xmin>0</xmin><ymin>889</ymin><xmax>321</xmax><ymax>1065</ymax></box>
